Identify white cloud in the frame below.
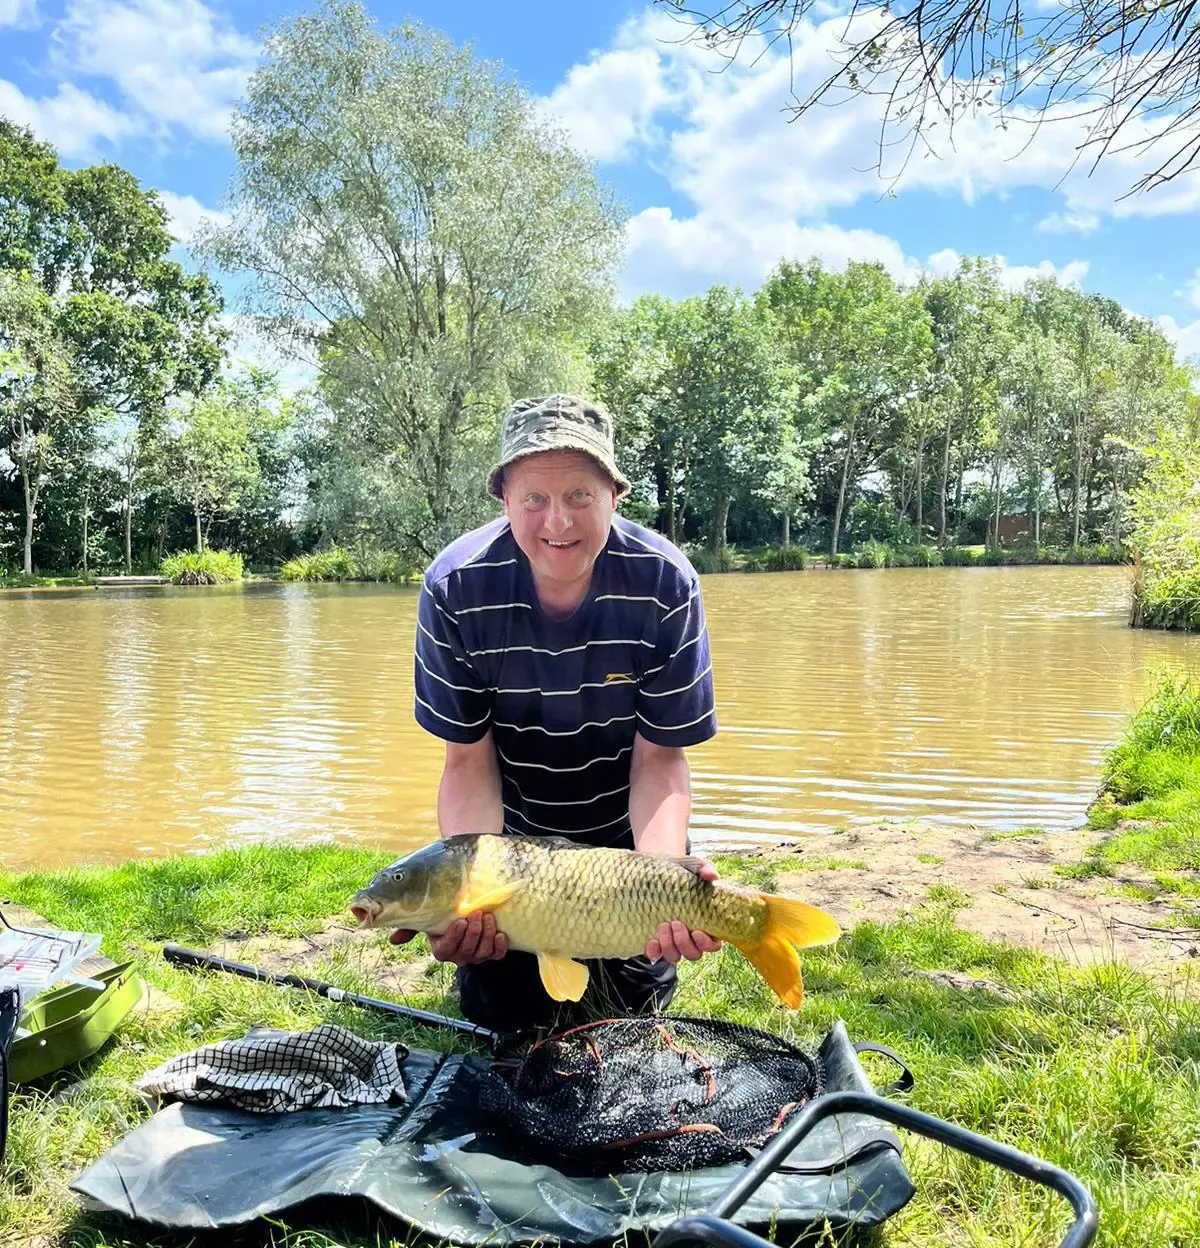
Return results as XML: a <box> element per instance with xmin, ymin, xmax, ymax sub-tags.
<box><xmin>53</xmin><ymin>0</ymin><xmax>258</xmax><ymax>143</ymax></box>
<box><xmin>1037</xmin><ymin>211</ymin><xmax>1100</xmax><ymax>234</ymax></box>
<box><xmin>538</xmin><ymin>46</ymin><xmax>677</xmax><ymax>163</ymax></box>
<box><xmin>0</xmin><ymin>0</ymin><xmax>39</xmax><ymax>28</ymax></box>
<box><xmin>1182</xmin><ymin>269</ymin><xmax>1200</xmax><ymax>311</ymax></box>
<box><xmin>0</xmin><ymin>77</ymin><xmax>139</xmax><ymax>156</ymax></box>
<box><xmin>220</xmin><ymin>315</ymin><xmax>317</xmax><ymax>395</ymax></box>
<box><xmin>921</xmin><ymin>248</ymin><xmax>1090</xmax><ymax>291</ymax></box>
<box><xmin>155</xmin><ymin>189</ymin><xmax>229</xmax><ymax>244</ymax></box>
<box><xmin>555</xmin><ymin>7</ymin><xmax>1200</xmax><ymax>226</ymax></box>
<box><xmin>1158</xmin><ymin>315</ymin><xmax>1200</xmax><ymax>363</ymax></box>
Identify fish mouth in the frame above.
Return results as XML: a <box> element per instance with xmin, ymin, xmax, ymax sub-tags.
<box><xmin>349</xmin><ymin>898</ymin><xmax>382</xmax><ymax>927</ymax></box>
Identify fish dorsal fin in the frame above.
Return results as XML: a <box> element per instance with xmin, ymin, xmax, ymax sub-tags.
<box><xmin>537</xmin><ymin>953</ymin><xmax>590</xmax><ymax>1002</ymax></box>
<box><xmin>676</xmin><ymin>855</ymin><xmax>709</xmax><ymax>877</ymax></box>
<box><xmin>454</xmin><ymin>878</ymin><xmax>523</xmax><ymax>916</ymax></box>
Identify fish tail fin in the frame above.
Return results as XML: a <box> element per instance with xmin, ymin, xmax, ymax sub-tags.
<box><xmin>736</xmin><ymin>895</ymin><xmax>842</xmax><ymax>1010</ymax></box>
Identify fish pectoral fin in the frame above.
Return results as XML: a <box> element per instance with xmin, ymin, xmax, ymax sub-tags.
<box><xmin>454</xmin><ymin>879</ymin><xmax>524</xmax><ymax>916</ymax></box>
<box><xmin>537</xmin><ymin>953</ymin><xmax>590</xmax><ymax>1002</ymax></box>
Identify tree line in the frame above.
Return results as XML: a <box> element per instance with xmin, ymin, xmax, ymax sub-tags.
<box><xmin>2</xmin><ymin>0</ymin><xmax>1196</xmax><ymax>581</ymax></box>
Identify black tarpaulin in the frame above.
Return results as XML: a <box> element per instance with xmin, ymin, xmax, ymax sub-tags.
<box><xmin>71</xmin><ymin>1020</ymin><xmax>914</xmax><ymax>1245</ymax></box>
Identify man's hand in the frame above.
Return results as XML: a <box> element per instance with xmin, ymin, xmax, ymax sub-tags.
<box><xmin>389</xmin><ymin>912</ymin><xmax>509</xmax><ymax>966</ymax></box>
<box><xmin>645</xmin><ymin>857</ymin><xmax>723</xmax><ymax>964</ymax></box>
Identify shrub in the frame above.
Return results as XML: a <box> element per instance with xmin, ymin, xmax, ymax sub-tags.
<box><xmin>910</xmin><ymin>545</ymin><xmax>943</xmax><ymax>567</ymax></box>
<box><xmin>763</xmin><ymin>545</ymin><xmax>808</xmax><ymax>572</ymax></box>
<box><xmin>280</xmin><ymin>547</ymin><xmax>418</xmax><ymax>583</ymax></box>
<box><xmin>855</xmin><ymin>540</ymin><xmax>891</xmax><ymax>569</ymax></box>
<box><xmin>941</xmin><ymin>546</ymin><xmax>977</xmax><ymax>566</ymax></box>
<box><xmin>688</xmin><ymin>546</ymin><xmax>738</xmax><ymax>574</ymax></box>
<box><xmin>161</xmin><ymin>550</ymin><xmax>245</xmax><ymax>585</ymax></box>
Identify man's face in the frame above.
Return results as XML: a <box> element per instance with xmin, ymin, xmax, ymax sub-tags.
<box><xmin>502</xmin><ymin>450</ymin><xmax>617</xmax><ymax>597</ymax></box>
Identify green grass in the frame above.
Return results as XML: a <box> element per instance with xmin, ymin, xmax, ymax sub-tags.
<box><xmin>916</xmin><ymin>853</ymin><xmax>944</xmax><ymax>865</ymax></box>
<box><xmin>4</xmin><ymin>841</ymin><xmax>1200</xmax><ymax>1247</ymax></box>
<box><xmin>983</xmin><ymin>827</ymin><xmax>1045</xmax><ymax>842</ymax></box>
<box><xmin>1063</xmin><ymin>670</ymin><xmax>1200</xmax><ymax>923</ymax></box>
<box><xmin>280</xmin><ymin>547</ymin><xmax>419</xmax><ymax>583</ymax></box>
<box><xmin>160</xmin><ymin>549</ymin><xmax>245</xmax><ymax>585</ymax></box>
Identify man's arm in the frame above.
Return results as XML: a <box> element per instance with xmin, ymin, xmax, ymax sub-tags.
<box><xmin>390</xmin><ymin>734</ymin><xmax>510</xmax><ymax>964</ymax></box>
<box><xmin>438</xmin><ymin>733</ymin><xmax>505</xmax><ymax>837</ymax></box>
<box><xmin>629</xmin><ymin>732</ymin><xmax>722</xmax><ymax>965</ymax></box>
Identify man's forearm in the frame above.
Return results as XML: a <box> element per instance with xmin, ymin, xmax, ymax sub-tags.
<box><xmin>438</xmin><ymin>733</ymin><xmax>505</xmax><ymax>837</ymax></box>
<box><xmin>629</xmin><ymin>735</ymin><xmax>692</xmax><ymax>856</ymax></box>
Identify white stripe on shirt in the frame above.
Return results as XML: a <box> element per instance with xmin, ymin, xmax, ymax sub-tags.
<box><xmin>415</xmin><ymin>694</ymin><xmax>490</xmax><ymax>730</ymax></box>
<box><xmin>504</xmin><ymin>804</ymin><xmax>630</xmax><ymax>836</ymax></box>
<box><xmin>468</xmin><ymin>638</ymin><xmax>654</xmax><ymax>658</ymax></box>
<box><xmin>594</xmin><ymin>593</ymin><xmax>671</xmax><ymax>611</ymax></box>
<box><xmin>492</xmin><ymin>712</ymin><xmax>637</xmax><ymax>736</ymax></box>
<box><xmin>661</xmin><ymin>589</ymin><xmax>698</xmax><ymax>622</ymax></box>
<box><xmin>497</xmin><ymin>745</ymin><xmax>633</xmax><ymax>773</ymax></box>
<box><xmin>416</xmin><ymin>618</ymin><xmax>452</xmax><ymax>650</ymax></box>
<box><xmin>506</xmin><ymin>779</ymin><xmax>631</xmax><ymax>807</ymax></box>
<box><xmin>635</xmin><ymin>707</ymin><xmax>715</xmax><ymax>733</ymax></box>
<box><xmin>455</xmin><ymin>601</ymin><xmax>532</xmax><ymax>615</ymax></box>
<box><xmin>415</xmin><ymin>650</ymin><xmax>487</xmax><ymax>694</ymax></box>
<box><xmin>421</xmin><ymin>581</ymin><xmax>457</xmax><ymax>625</ymax></box>
<box><xmin>639</xmin><ymin>663</ymin><xmax>712</xmax><ymax>698</ymax></box>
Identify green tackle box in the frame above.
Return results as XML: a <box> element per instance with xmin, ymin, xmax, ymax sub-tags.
<box><xmin>10</xmin><ymin>961</ymin><xmax>142</xmax><ymax>1083</ymax></box>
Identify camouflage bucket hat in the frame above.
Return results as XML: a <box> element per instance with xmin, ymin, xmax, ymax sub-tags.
<box><xmin>488</xmin><ymin>394</ymin><xmax>631</xmax><ymax>500</ymax></box>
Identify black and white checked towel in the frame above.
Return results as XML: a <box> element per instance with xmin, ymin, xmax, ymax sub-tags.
<box><xmin>136</xmin><ymin>1024</ymin><xmax>409</xmax><ymax>1113</ymax></box>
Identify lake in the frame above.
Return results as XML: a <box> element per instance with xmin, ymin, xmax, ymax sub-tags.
<box><xmin>2</xmin><ymin>566</ymin><xmax>1198</xmax><ymax>873</ymax></box>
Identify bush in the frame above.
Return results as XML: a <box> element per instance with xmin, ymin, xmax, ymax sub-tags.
<box><xmin>280</xmin><ymin>547</ymin><xmax>419</xmax><ymax>583</ymax></box>
<box><xmin>855</xmin><ymin>540</ymin><xmax>891</xmax><ymax>569</ymax></box>
<box><xmin>160</xmin><ymin>550</ymin><xmax>244</xmax><ymax>585</ymax></box>
<box><xmin>910</xmin><ymin>545</ymin><xmax>943</xmax><ymax>567</ymax></box>
<box><xmin>941</xmin><ymin>546</ymin><xmax>977</xmax><ymax>566</ymax></box>
<box><xmin>688</xmin><ymin>546</ymin><xmax>738</xmax><ymax>574</ymax></box>
<box><xmin>763</xmin><ymin>545</ymin><xmax>808</xmax><ymax>572</ymax></box>
<box><xmin>1132</xmin><ymin>562</ymin><xmax>1200</xmax><ymax>631</ymax></box>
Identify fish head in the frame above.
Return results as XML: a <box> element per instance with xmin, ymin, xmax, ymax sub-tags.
<box><xmin>349</xmin><ymin>837</ymin><xmax>471</xmax><ymax>931</ymax></box>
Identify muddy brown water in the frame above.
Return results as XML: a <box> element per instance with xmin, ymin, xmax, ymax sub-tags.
<box><xmin>2</xmin><ymin>566</ymin><xmax>1198</xmax><ymax>872</ymax></box>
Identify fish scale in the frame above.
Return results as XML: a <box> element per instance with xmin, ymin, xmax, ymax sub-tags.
<box><xmin>350</xmin><ymin>833</ymin><xmax>841</xmax><ymax>1008</ymax></box>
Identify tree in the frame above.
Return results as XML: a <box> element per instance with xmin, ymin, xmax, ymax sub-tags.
<box><xmin>0</xmin><ymin>120</ymin><xmax>227</xmax><ymax>571</ymax></box>
<box><xmin>658</xmin><ymin>0</ymin><xmax>1200</xmax><ymax>195</ymax></box>
<box><xmin>761</xmin><ymin>259</ymin><xmax>932</xmax><ymax>556</ymax></box>
<box><xmin>166</xmin><ymin>369</ymin><xmax>288</xmax><ymax>554</ymax></box>
<box><xmin>200</xmin><ymin>0</ymin><xmax>623</xmax><ymax>558</ymax></box>
<box><xmin>0</xmin><ymin>272</ymin><xmax>80</xmax><ymax>574</ymax></box>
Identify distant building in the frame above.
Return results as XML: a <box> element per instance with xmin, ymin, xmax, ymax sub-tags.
<box><xmin>995</xmin><ymin>513</ymin><xmax>1032</xmax><ymax>544</ymax></box>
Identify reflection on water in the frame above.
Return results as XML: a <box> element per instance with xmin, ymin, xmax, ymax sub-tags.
<box><xmin>2</xmin><ymin>567</ymin><xmax>1198</xmax><ymax>870</ymax></box>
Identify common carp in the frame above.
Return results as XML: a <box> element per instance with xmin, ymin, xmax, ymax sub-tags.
<box><xmin>349</xmin><ymin>834</ymin><xmax>841</xmax><ymax>1008</ymax></box>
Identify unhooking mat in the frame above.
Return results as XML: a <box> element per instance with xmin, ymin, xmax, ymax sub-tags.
<box><xmin>71</xmin><ymin>1020</ymin><xmax>915</xmax><ymax>1245</ymax></box>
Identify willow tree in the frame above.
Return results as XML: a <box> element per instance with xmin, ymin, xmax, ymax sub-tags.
<box><xmin>200</xmin><ymin>1</ymin><xmax>623</xmax><ymax>556</ymax></box>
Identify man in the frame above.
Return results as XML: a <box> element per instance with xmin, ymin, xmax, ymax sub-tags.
<box><xmin>391</xmin><ymin>394</ymin><xmax>720</xmax><ymax>1031</ymax></box>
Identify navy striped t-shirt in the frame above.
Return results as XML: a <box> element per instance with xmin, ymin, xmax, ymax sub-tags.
<box><xmin>414</xmin><ymin>514</ymin><xmax>718</xmax><ymax>847</ymax></box>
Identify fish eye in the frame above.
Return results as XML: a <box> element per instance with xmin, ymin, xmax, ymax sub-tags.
<box><xmin>390</xmin><ymin>869</ymin><xmax>406</xmax><ymax>883</ymax></box>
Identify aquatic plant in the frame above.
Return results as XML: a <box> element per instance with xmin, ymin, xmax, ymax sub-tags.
<box><xmin>160</xmin><ymin>549</ymin><xmax>244</xmax><ymax>585</ymax></box>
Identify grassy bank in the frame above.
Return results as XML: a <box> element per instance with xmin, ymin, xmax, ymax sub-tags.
<box><xmin>1068</xmin><ymin>670</ymin><xmax>1200</xmax><ymax>926</ymax></box>
<box><xmin>689</xmin><ymin>541</ymin><xmax>1124</xmax><ymax>574</ymax></box>
<box><xmin>280</xmin><ymin>547</ymin><xmax>420</xmax><ymax>583</ymax></box>
<box><xmin>1</xmin><ymin>840</ymin><xmax>1198</xmax><ymax>1247</ymax></box>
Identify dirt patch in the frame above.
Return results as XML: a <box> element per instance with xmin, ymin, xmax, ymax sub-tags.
<box><xmin>770</xmin><ymin>821</ymin><xmax>1200</xmax><ymax>981</ymax></box>
<box><xmin>207</xmin><ymin>920</ymin><xmax>436</xmax><ymax>1001</ymax></box>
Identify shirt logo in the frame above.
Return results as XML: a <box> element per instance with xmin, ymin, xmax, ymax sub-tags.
<box><xmin>604</xmin><ymin>672</ymin><xmax>634</xmax><ymax>684</ymax></box>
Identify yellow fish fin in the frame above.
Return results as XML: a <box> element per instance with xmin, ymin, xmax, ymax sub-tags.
<box><xmin>736</xmin><ymin>894</ymin><xmax>842</xmax><ymax>1010</ymax></box>
<box><xmin>537</xmin><ymin>952</ymin><xmax>590</xmax><ymax>1002</ymax></box>
<box><xmin>454</xmin><ymin>879</ymin><xmax>523</xmax><ymax>916</ymax></box>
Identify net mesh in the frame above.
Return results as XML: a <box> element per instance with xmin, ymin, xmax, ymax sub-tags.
<box><xmin>478</xmin><ymin>1015</ymin><xmax>824</xmax><ymax>1173</ymax></box>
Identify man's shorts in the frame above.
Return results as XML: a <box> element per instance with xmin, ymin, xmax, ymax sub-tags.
<box><xmin>455</xmin><ymin>951</ymin><xmax>677</xmax><ymax>1033</ymax></box>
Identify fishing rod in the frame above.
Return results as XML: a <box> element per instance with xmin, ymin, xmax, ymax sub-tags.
<box><xmin>162</xmin><ymin>944</ymin><xmax>503</xmax><ymax>1051</ymax></box>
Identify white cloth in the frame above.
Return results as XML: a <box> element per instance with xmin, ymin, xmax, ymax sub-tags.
<box><xmin>137</xmin><ymin>1023</ymin><xmax>409</xmax><ymax>1113</ymax></box>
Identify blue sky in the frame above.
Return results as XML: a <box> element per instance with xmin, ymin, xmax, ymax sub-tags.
<box><xmin>3</xmin><ymin>0</ymin><xmax>1199</xmax><ymax>362</ymax></box>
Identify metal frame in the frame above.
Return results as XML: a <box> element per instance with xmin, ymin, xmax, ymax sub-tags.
<box><xmin>653</xmin><ymin>1090</ymin><xmax>1098</xmax><ymax>1248</ymax></box>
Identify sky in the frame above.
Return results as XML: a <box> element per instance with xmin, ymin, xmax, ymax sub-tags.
<box><xmin>3</xmin><ymin>0</ymin><xmax>1199</xmax><ymax>365</ymax></box>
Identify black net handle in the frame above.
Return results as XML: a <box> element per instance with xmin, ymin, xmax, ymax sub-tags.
<box><xmin>653</xmin><ymin>1089</ymin><xmax>1097</xmax><ymax>1248</ymax></box>
<box><xmin>853</xmin><ymin>1040</ymin><xmax>915</xmax><ymax>1095</ymax></box>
